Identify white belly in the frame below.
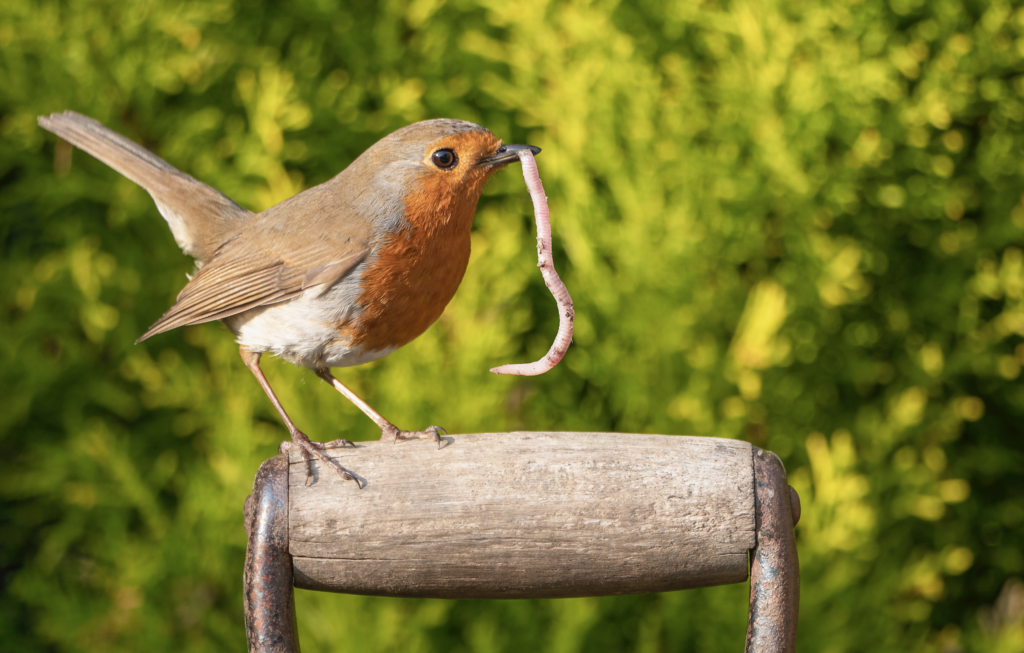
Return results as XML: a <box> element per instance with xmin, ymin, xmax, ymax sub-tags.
<box><xmin>221</xmin><ymin>273</ymin><xmax>396</xmax><ymax>370</ymax></box>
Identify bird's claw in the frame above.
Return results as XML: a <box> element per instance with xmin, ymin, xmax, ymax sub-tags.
<box><xmin>382</xmin><ymin>424</ymin><xmax>446</xmax><ymax>449</ymax></box>
<box><xmin>316</xmin><ymin>438</ymin><xmax>357</xmax><ymax>449</ymax></box>
<box><xmin>281</xmin><ymin>432</ymin><xmax>361</xmax><ymax>488</ymax></box>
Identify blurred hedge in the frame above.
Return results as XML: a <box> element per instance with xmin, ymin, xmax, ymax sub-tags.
<box><xmin>2</xmin><ymin>0</ymin><xmax>1024</xmax><ymax>651</ymax></box>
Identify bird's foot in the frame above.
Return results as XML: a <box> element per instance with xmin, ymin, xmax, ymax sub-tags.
<box><xmin>380</xmin><ymin>424</ymin><xmax>446</xmax><ymax>450</ymax></box>
<box><xmin>279</xmin><ymin>431</ymin><xmax>360</xmax><ymax>487</ymax></box>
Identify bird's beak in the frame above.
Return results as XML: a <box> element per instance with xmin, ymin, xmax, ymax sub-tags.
<box><xmin>478</xmin><ymin>143</ymin><xmax>542</xmax><ymax>168</ymax></box>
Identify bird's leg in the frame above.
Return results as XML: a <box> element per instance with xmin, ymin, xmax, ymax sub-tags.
<box><xmin>314</xmin><ymin>368</ymin><xmax>445</xmax><ymax>449</ymax></box>
<box><xmin>239</xmin><ymin>347</ymin><xmax>358</xmax><ymax>485</ymax></box>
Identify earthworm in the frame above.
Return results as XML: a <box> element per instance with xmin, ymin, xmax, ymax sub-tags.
<box><xmin>491</xmin><ymin>149</ymin><xmax>574</xmax><ymax>376</ymax></box>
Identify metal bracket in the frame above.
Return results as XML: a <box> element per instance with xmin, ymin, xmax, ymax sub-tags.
<box><xmin>243</xmin><ymin>445</ymin><xmax>801</xmax><ymax>652</ymax></box>
<box><xmin>747</xmin><ymin>447</ymin><xmax>801</xmax><ymax>652</ymax></box>
<box><xmin>243</xmin><ymin>455</ymin><xmax>300</xmax><ymax>653</ymax></box>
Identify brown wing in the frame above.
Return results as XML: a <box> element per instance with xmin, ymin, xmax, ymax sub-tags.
<box><xmin>136</xmin><ymin>235</ymin><xmax>371</xmax><ymax>342</ymax></box>
<box><xmin>38</xmin><ymin>111</ymin><xmax>252</xmax><ymax>261</ymax></box>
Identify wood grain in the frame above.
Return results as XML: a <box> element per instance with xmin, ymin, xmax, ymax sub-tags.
<box><xmin>288</xmin><ymin>432</ymin><xmax>755</xmax><ymax>599</ymax></box>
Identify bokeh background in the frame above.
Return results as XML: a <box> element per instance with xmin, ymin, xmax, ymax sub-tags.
<box><xmin>2</xmin><ymin>0</ymin><xmax>1023</xmax><ymax>650</ymax></box>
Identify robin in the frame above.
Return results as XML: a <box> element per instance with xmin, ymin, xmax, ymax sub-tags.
<box><xmin>38</xmin><ymin>111</ymin><xmax>541</xmax><ymax>484</ymax></box>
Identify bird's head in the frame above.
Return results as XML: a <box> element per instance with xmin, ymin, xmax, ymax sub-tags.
<box><xmin>349</xmin><ymin>119</ymin><xmax>540</xmax><ymax>230</ymax></box>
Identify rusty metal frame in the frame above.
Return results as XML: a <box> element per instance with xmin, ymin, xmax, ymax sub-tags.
<box><xmin>745</xmin><ymin>447</ymin><xmax>801</xmax><ymax>653</ymax></box>
<box><xmin>242</xmin><ymin>446</ymin><xmax>800</xmax><ymax>653</ymax></box>
<box><xmin>243</xmin><ymin>454</ymin><xmax>300</xmax><ymax>653</ymax></box>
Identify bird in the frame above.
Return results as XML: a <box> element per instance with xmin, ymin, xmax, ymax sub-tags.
<box><xmin>38</xmin><ymin>111</ymin><xmax>540</xmax><ymax>485</ymax></box>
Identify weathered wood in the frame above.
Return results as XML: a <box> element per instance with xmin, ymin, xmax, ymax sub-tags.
<box><xmin>288</xmin><ymin>432</ymin><xmax>755</xmax><ymax>599</ymax></box>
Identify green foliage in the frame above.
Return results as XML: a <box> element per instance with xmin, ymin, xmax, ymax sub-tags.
<box><xmin>2</xmin><ymin>0</ymin><xmax>1023</xmax><ymax>650</ymax></box>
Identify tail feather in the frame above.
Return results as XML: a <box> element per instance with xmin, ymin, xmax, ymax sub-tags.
<box><xmin>38</xmin><ymin>111</ymin><xmax>252</xmax><ymax>262</ymax></box>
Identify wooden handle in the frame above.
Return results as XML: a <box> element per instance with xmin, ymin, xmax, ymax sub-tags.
<box><xmin>288</xmin><ymin>432</ymin><xmax>756</xmax><ymax>599</ymax></box>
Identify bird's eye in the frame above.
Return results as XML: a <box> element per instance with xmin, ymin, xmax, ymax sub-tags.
<box><xmin>431</xmin><ymin>148</ymin><xmax>458</xmax><ymax>170</ymax></box>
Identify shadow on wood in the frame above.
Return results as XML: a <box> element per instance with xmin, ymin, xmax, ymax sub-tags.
<box><xmin>243</xmin><ymin>432</ymin><xmax>800</xmax><ymax>652</ymax></box>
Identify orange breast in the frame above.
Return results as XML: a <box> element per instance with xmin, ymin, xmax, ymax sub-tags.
<box><xmin>343</xmin><ymin>164</ymin><xmax>489</xmax><ymax>352</ymax></box>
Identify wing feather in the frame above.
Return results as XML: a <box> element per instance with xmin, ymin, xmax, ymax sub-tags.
<box><xmin>137</xmin><ymin>239</ymin><xmax>370</xmax><ymax>342</ymax></box>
